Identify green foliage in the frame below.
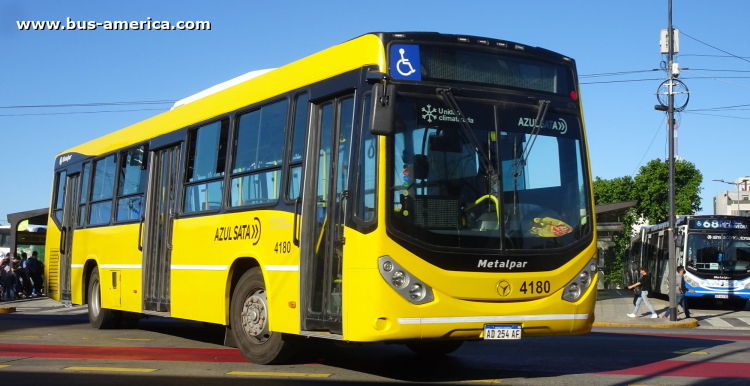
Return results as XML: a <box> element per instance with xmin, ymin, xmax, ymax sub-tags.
<box><xmin>593</xmin><ymin>158</ymin><xmax>703</xmax><ymax>288</ymax></box>
<box><xmin>632</xmin><ymin>158</ymin><xmax>703</xmax><ymax>224</ymax></box>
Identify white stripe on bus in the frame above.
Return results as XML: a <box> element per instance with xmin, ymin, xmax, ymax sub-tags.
<box><xmin>265</xmin><ymin>265</ymin><xmax>299</xmax><ymax>272</ymax></box>
<box><xmin>170</xmin><ymin>265</ymin><xmax>228</xmax><ymax>271</ymax></box>
<box><xmin>397</xmin><ymin>314</ymin><xmax>589</xmax><ymax>325</ymax></box>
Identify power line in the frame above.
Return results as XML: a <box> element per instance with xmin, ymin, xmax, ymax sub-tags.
<box><xmin>581</xmin><ymin>78</ymin><xmax>663</xmax><ymax>85</ymax></box>
<box><xmin>682</xmin><ymin>69</ymin><xmax>750</xmax><ymax>90</ymax></box>
<box><xmin>679</xmin><ymin>30</ymin><xmax>750</xmax><ymax>65</ymax></box>
<box><xmin>0</xmin><ymin>108</ymin><xmax>168</xmax><ymax>117</ymax></box>
<box><xmin>683</xmin><ymin>111</ymin><xmax>750</xmax><ymax>120</ymax></box>
<box><xmin>580</xmin><ymin>69</ymin><xmax>660</xmax><ymax>78</ymax></box>
<box><xmin>0</xmin><ymin>100</ymin><xmax>175</xmax><ymax>109</ymax></box>
<box><xmin>687</xmin><ymin>103</ymin><xmax>750</xmax><ymax>112</ymax></box>
<box><xmin>632</xmin><ymin>117</ymin><xmax>666</xmax><ymax>177</ymax></box>
<box><xmin>679</xmin><ymin>54</ymin><xmax>750</xmax><ymax>58</ymax></box>
<box><xmin>580</xmin><ymin>76</ymin><xmax>750</xmax><ymax>85</ymax></box>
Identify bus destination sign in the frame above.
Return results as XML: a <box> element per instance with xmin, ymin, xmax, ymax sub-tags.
<box><xmin>689</xmin><ymin>219</ymin><xmax>750</xmax><ymax>230</ymax></box>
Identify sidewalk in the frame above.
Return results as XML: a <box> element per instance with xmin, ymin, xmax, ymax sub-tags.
<box><xmin>595</xmin><ymin>289</ymin><xmax>698</xmax><ymax>328</ymax></box>
<box><xmin>0</xmin><ymin>295</ymin><xmax>66</xmax><ymax>312</ymax></box>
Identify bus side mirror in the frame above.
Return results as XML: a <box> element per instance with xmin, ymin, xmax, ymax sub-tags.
<box><xmin>676</xmin><ymin>233</ymin><xmax>684</xmax><ymax>247</ymax></box>
<box><xmin>370</xmin><ymin>82</ymin><xmax>395</xmax><ymax>136</ymax></box>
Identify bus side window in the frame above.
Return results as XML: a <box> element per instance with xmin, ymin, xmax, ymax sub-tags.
<box><xmin>355</xmin><ymin>94</ymin><xmax>376</xmax><ymax>223</ymax></box>
<box><xmin>183</xmin><ymin>119</ymin><xmax>229</xmax><ymax>213</ymax></box>
<box><xmin>287</xmin><ymin>93</ymin><xmax>308</xmax><ymax>201</ymax></box>
<box><xmin>78</xmin><ymin>163</ymin><xmax>90</xmax><ymax>227</ymax></box>
<box><xmin>230</xmin><ymin>99</ymin><xmax>288</xmax><ymax>207</ymax></box>
<box><xmin>53</xmin><ymin>170</ymin><xmax>67</xmax><ymax>224</ymax></box>
<box><xmin>89</xmin><ymin>155</ymin><xmax>117</xmax><ymax>225</ymax></box>
<box><xmin>115</xmin><ymin>145</ymin><xmax>148</xmax><ymax>222</ymax></box>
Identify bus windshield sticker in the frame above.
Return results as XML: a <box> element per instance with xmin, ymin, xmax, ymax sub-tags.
<box><xmin>390</xmin><ymin>44</ymin><xmax>421</xmax><ymax>81</ymax></box>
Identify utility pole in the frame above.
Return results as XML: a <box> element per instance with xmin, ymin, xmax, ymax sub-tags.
<box><xmin>667</xmin><ymin>0</ymin><xmax>677</xmax><ymax>322</ymax></box>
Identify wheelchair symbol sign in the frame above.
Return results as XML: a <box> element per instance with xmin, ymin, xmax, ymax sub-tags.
<box><xmin>390</xmin><ymin>44</ymin><xmax>421</xmax><ymax>81</ymax></box>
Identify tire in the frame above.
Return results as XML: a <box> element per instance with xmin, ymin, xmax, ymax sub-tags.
<box><xmin>230</xmin><ymin>267</ymin><xmax>298</xmax><ymax>364</ymax></box>
<box><xmin>87</xmin><ymin>267</ymin><xmax>120</xmax><ymax>329</ymax></box>
<box><xmin>406</xmin><ymin>340</ymin><xmax>464</xmax><ymax>356</ymax></box>
<box><xmin>731</xmin><ymin>299</ymin><xmax>748</xmax><ymax>311</ymax></box>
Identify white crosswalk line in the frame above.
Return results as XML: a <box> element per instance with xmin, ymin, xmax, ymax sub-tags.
<box><xmin>737</xmin><ymin>317</ymin><xmax>750</xmax><ymax>326</ymax></box>
<box><xmin>702</xmin><ymin>317</ymin><xmax>734</xmax><ymax>328</ymax></box>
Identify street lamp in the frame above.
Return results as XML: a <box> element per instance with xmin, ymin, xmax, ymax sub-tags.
<box><xmin>714</xmin><ymin>179</ymin><xmax>749</xmax><ymax>216</ymax></box>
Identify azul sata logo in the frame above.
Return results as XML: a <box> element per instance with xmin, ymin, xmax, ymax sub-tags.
<box><xmin>517</xmin><ymin>117</ymin><xmax>568</xmax><ymax>135</ymax></box>
<box><xmin>421</xmin><ymin>104</ymin><xmax>437</xmax><ymax>123</ymax></box>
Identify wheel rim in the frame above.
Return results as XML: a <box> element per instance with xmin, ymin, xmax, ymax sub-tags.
<box><xmin>241</xmin><ymin>288</ymin><xmax>270</xmax><ymax>344</ymax></box>
<box><xmin>91</xmin><ymin>279</ymin><xmax>101</xmax><ymax>318</ymax></box>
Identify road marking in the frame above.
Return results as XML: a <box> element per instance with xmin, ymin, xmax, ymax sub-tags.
<box><xmin>619</xmin><ymin>349</ymin><xmax>707</xmax><ymax>355</ymax></box>
<box><xmin>459</xmin><ymin>380</ymin><xmax>502</xmax><ymax>384</ymax></box>
<box><xmin>702</xmin><ymin>317</ymin><xmax>734</xmax><ymax>328</ymax></box>
<box><xmin>227</xmin><ymin>371</ymin><xmax>331</xmax><ymax>378</ymax></box>
<box><xmin>116</xmin><ymin>338</ymin><xmax>154</xmax><ymax>341</ymax></box>
<box><xmin>737</xmin><ymin>317</ymin><xmax>750</xmax><ymax>326</ymax></box>
<box><xmin>0</xmin><ymin>365</ymin><xmax>10</xmax><ymax>369</ymax></box>
<box><xmin>65</xmin><ymin>366</ymin><xmax>156</xmax><ymax>372</ymax></box>
<box><xmin>0</xmin><ymin>334</ymin><xmax>39</xmax><ymax>338</ymax></box>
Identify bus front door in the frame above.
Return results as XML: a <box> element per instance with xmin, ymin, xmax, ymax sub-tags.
<box><xmin>142</xmin><ymin>144</ymin><xmax>181</xmax><ymax>313</ymax></box>
<box><xmin>301</xmin><ymin>95</ymin><xmax>355</xmax><ymax>334</ymax></box>
<box><xmin>59</xmin><ymin>173</ymin><xmax>81</xmax><ymax>303</ymax></box>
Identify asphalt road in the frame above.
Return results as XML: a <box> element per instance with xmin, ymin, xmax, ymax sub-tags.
<box><xmin>1</xmin><ymin>301</ymin><xmax>749</xmax><ymax>385</ymax></box>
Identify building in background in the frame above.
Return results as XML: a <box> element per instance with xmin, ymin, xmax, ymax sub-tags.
<box><xmin>714</xmin><ymin>177</ymin><xmax>750</xmax><ymax>217</ymax></box>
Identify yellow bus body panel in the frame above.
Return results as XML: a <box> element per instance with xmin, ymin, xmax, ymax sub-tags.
<box><xmin>71</xmin><ymin>225</ymin><xmax>143</xmax><ymax>312</ymax></box>
<box><xmin>170</xmin><ymin>210</ymin><xmax>300</xmax><ymax>332</ymax></box>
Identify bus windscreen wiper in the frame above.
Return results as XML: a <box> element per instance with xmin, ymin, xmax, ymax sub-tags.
<box><xmin>512</xmin><ymin>99</ymin><xmax>551</xmax><ymax>179</ymax></box>
<box><xmin>436</xmin><ymin>88</ymin><xmax>498</xmax><ymax>192</ymax></box>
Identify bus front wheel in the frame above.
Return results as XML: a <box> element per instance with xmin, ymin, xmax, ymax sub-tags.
<box><xmin>87</xmin><ymin>267</ymin><xmax>120</xmax><ymax>329</ymax></box>
<box><xmin>406</xmin><ymin>340</ymin><xmax>464</xmax><ymax>356</ymax></box>
<box><xmin>230</xmin><ymin>267</ymin><xmax>298</xmax><ymax>364</ymax></box>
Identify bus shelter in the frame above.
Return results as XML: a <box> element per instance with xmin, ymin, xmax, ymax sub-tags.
<box><xmin>595</xmin><ymin>200</ymin><xmax>638</xmax><ymax>289</ymax></box>
<box><xmin>6</xmin><ymin>208</ymin><xmax>48</xmax><ymax>262</ymax></box>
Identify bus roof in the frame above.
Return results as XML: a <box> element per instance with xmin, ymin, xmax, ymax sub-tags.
<box><xmin>59</xmin><ymin>33</ymin><xmax>385</xmax><ymax>158</ymax></box>
<box><xmin>58</xmin><ymin>31</ymin><xmax>574</xmax><ymax>159</ymax></box>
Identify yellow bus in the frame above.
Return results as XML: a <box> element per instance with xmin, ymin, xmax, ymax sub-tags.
<box><xmin>46</xmin><ymin>32</ymin><xmax>597</xmax><ymax>364</ymax></box>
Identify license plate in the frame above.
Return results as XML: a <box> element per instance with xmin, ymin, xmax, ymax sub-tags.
<box><xmin>715</xmin><ymin>294</ymin><xmax>729</xmax><ymax>299</ymax></box>
<box><xmin>484</xmin><ymin>324</ymin><xmax>521</xmax><ymax>340</ymax></box>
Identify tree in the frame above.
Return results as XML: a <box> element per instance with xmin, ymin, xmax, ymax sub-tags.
<box><xmin>632</xmin><ymin>158</ymin><xmax>703</xmax><ymax>224</ymax></box>
<box><xmin>592</xmin><ymin>158</ymin><xmax>703</xmax><ymax>287</ymax></box>
<box><xmin>592</xmin><ymin>176</ymin><xmax>637</xmax><ymax>287</ymax></box>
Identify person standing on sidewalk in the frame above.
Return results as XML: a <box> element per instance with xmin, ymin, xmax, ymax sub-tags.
<box><xmin>662</xmin><ymin>266</ymin><xmax>696</xmax><ymax>319</ymax></box>
<box><xmin>627</xmin><ymin>266</ymin><xmax>658</xmax><ymax>318</ymax></box>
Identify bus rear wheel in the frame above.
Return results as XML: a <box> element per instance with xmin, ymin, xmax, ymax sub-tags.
<box><xmin>87</xmin><ymin>267</ymin><xmax>120</xmax><ymax>329</ymax></box>
<box><xmin>230</xmin><ymin>267</ymin><xmax>298</xmax><ymax>364</ymax></box>
<box><xmin>406</xmin><ymin>340</ymin><xmax>464</xmax><ymax>356</ymax></box>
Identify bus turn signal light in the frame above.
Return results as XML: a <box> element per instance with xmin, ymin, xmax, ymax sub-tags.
<box><xmin>288</xmin><ymin>301</ymin><xmax>296</xmax><ymax>309</ymax></box>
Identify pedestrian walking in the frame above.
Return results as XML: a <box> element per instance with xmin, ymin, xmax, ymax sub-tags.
<box><xmin>663</xmin><ymin>266</ymin><xmax>696</xmax><ymax>319</ymax></box>
<box><xmin>27</xmin><ymin>251</ymin><xmax>44</xmax><ymax>296</ymax></box>
<box><xmin>1</xmin><ymin>254</ymin><xmax>15</xmax><ymax>301</ymax></box>
<box><xmin>627</xmin><ymin>266</ymin><xmax>658</xmax><ymax>318</ymax></box>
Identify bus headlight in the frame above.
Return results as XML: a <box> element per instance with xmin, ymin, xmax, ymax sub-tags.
<box><xmin>392</xmin><ymin>271</ymin><xmax>408</xmax><ymax>288</ymax></box>
<box><xmin>562</xmin><ymin>258</ymin><xmax>597</xmax><ymax>302</ymax></box>
<box><xmin>684</xmin><ymin>273</ymin><xmax>700</xmax><ymax>288</ymax></box>
<box><xmin>409</xmin><ymin>284</ymin><xmax>425</xmax><ymax>301</ymax></box>
<box><xmin>579</xmin><ymin>271</ymin><xmax>590</xmax><ymax>287</ymax></box>
<box><xmin>378</xmin><ymin>256</ymin><xmax>434</xmax><ymax>305</ymax></box>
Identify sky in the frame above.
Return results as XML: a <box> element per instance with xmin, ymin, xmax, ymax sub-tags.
<box><xmin>1</xmin><ymin>0</ymin><xmax>749</xmax><ymax>223</ymax></box>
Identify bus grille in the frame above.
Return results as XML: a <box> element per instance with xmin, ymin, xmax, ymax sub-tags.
<box><xmin>47</xmin><ymin>249</ymin><xmax>59</xmax><ymax>301</ymax></box>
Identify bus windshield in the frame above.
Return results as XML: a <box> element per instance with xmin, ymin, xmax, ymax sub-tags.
<box><xmin>389</xmin><ymin>96</ymin><xmax>590</xmax><ymax>250</ymax></box>
<box><xmin>687</xmin><ymin>232</ymin><xmax>750</xmax><ymax>274</ymax></box>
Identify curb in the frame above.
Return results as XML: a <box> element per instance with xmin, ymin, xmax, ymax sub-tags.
<box><xmin>0</xmin><ymin>307</ymin><xmax>16</xmax><ymax>314</ymax></box>
<box><xmin>593</xmin><ymin>318</ymin><xmax>698</xmax><ymax>329</ymax></box>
